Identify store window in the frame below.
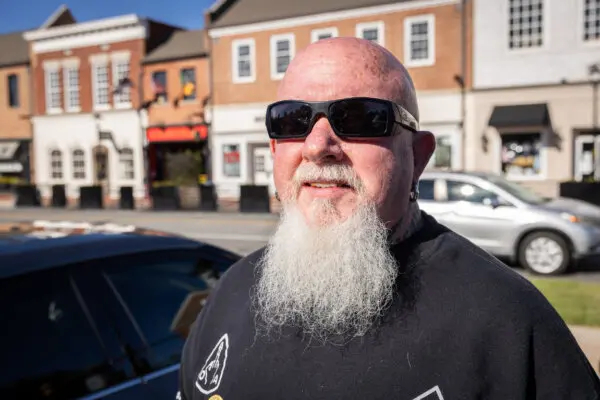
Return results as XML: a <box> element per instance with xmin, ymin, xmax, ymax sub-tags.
<box><xmin>500</xmin><ymin>132</ymin><xmax>543</xmax><ymax>179</ymax></box>
<box><xmin>152</xmin><ymin>71</ymin><xmax>168</xmax><ymax>104</ymax></box>
<box><xmin>223</xmin><ymin>144</ymin><xmax>240</xmax><ymax>178</ymax></box>
<box><xmin>434</xmin><ymin>136</ymin><xmax>453</xmax><ymax>169</ymax></box>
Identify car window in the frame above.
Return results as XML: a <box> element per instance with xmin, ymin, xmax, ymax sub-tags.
<box><xmin>418</xmin><ymin>179</ymin><xmax>435</xmax><ymax>201</ymax></box>
<box><xmin>100</xmin><ymin>250</ymin><xmax>217</xmax><ymax>373</ymax></box>
<box><xmin>446</xmin><ymin>180</ymin><xmax>498</xmax><ymax>204</ymax></box>
<box><xmin>0</xmin><ymin>266</ymin><xmax>121</xmax><ymax>399</ymax></box>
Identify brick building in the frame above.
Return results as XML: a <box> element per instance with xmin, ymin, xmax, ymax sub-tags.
<box><xmin>204</xmin><ymin>0</ymin><xmax>472</xmax><ymax>200</ymax></box>
<box><xmin>23</xmin><ymin>6</ymin><xmax>181</xmax><ymax>206</ymax></box>
<box><xmin>0</xmin><ymin>31</ymin><xmax>33</xmax><ymax>206</ymax></box>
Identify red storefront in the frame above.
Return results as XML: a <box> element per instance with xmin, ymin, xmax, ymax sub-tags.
<box><xmin>146</xmin><ymin>123</ymin><xmax>209</xmax><ymax>185</ymax></box>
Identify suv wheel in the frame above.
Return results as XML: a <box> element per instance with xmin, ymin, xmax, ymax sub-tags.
<box><xmin>518</xmin><ymin>231</ymin><xmax>570</xmax><ymax>276</ymax></box>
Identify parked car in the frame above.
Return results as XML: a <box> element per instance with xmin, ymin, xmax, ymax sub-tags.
<box><xmin>418</xmin><ymin>171</ymin><xmax>600</xmax><ymax>276</ymax></box>
<box><xmin>0</xmin><ymin>221</ymin><xmax>241</xmax><ymax>399</ymax></box>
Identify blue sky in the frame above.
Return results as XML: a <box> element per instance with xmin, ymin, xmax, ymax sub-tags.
<box><xmin>1</xmin><ymin>0</ymin><xmax>216</xmax><ymax>34</ymax></box>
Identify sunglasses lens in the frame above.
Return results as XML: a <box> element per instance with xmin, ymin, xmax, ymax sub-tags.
<box><xmin>268</xmin><ymin>102</ymin><xmax>313</xmax><ymax>138</ymax></box>
<box><xmin>330</xmin><ymin>99</ymin><xmax>390</xmax><ymax>136</ymax></box>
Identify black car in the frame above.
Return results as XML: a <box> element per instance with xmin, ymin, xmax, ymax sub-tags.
<box><xmin>0</xmin><ymin>223</ymin><xmax>241</xmax><ymax>400</ymax></box>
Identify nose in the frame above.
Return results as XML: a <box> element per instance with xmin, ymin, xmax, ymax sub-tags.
<box><xmin>302</xmin><ymin>116</ymin><xmax>344</xmax><ymax>164</ymax></box>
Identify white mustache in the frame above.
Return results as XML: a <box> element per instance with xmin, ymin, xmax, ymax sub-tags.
<box><xmin>292</xmin><ymin>164</ymin><xmax>365</xmax><ymax>192</ymax></box>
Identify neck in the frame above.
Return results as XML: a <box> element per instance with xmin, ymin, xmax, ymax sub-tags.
<box><xmin>388</xmin><ymin>202</ymin><xmax>423</xmax><ymax>245</ymax></box>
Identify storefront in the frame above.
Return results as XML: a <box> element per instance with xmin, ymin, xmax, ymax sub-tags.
<box><xmin>146</xmin><ymin>123</ymin><xmax>209</xmax><ymax>186</ymax></box>
<box><xmin>0</xmin><ymin>139</ymin><xmax>31</xmax><ymax>191</ymax></box>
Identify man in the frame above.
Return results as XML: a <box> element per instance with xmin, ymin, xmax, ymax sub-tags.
<box><xmin>179</xmin><ymin>38</ymin><xmax>600</xmax><ymax>399</ymax></box>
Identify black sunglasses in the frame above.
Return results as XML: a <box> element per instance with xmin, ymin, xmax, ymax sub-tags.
<box><xmin>265</xmin><ymin>97</ymin><xmax>419</xmax><ymax>139</ymax></box>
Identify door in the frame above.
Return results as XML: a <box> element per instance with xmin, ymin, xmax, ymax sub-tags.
<box><xmin>574</xmin><ymin>134</ymin><xmax>600</xmax><ymax>181</ymax></box>
<box><xmin>253</xmin><ymin>146</ymin><xmax>274</xmax><ymax>194</ymax></box>
<box><xmin>93</xmin><ymin>145</ymin><xmax>110</xmax><ymax>195</ymax></box>
<box><xmin>437</xmin><ymin>179</ymin><xmax>521</xmax><ymax>255</ymax></box>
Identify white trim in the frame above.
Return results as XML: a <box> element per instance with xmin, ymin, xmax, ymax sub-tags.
<box><xmin>89</xmin><ymin>53</ymin><xmax>110</xmax><ymax>64</ymax></box>
<box><xmin>111</xmin><ymin>50</ymin><xmax>131</xmax><ymax>62</ymax></box>
<box><xmin>44</xmin><ymin>65</ymin><xmax>62</xmax><ymax>114</ymax></box>
<box><xmin>270</xmin><ymin>33</ymin><xmax>295</xmax><ymax>80</ymax></box>
<box><xmin>404</xmin><ymin>14</ymin><xmax>436</xmax><ymax>68</ymax></box>
<box><xmin>579</xmin><ymin>0</ymin><xmax>600</xmax><ymax>47</ymax></box>
<box><xmin>91</xmin><ymin>60</ymin><xmax>111</xmax><ymax>111</ymax></box>
<box><xmin>63</xmin><ymin>65</ymin><xmax>81</xmax><ymax>113</ymax></box>
<box><xmin>355</xmin><ymin>21</ymin><xmax>385</xmax><ymax>46</ymax></box>
<box><xmin>61</xmin><ymin>58</ymin><xmax>80</xmax><ymax>68</ymax></box>
<box><xmin>208</xmin><ymin>0</ymin><xmax>459</xmax><ymax>38</ymax></box>
<box><xmin>574</xmin><ymin>134</ymin><xmax>600</xmax><ymax>181</ymax></box>
<box><xmin>112</xmin><ymin>57</ymin><xmax>132</xmax><ymax>109</ymax></box>
<box><xmin>310</xmin><ymin>27</ymin><xmax>339</xmax><ymax>42</ymax></box>
<box><xmin>505</xmin><ymin>0</ymin><xmax>549</xmax><ymax>55</ymax></box>
<box><xmin>231</xmin><ymin>38</ymin><xmax>256</xmax><ymax>84</ymax></box>
<box><xmin>24</xmin><ymin>14</ymin><xmax>140</xmax><ymax>41</ymax></box>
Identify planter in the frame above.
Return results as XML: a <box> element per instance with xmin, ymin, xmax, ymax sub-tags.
<box><xmin>151</xmin><ymin>185</ymin><xmax>180</xmax><ymax>210</ymax></box>
<box><xmin>15</xmin><ymin>184</ymin><xmax>40</xmax><ymax>207</ymax></box>
<box><xmin>178</xmin><ymin>185</ymin><xmax>201</xmax><ymax>210</ymax></box>
<box><xmin>120</xmin><ymin>186</ymin><xmax>135</xmax><ymax>210</ymax></box>
<box><xmin>199</xmin><ymin>184</ymin><xmax>218</xmax><ymax>211</ymax></box>
<box><xmin>79</xmin><ymin>185</ymin><xmax>104</xmax><ymax>209</ymax></box>
<box><xmin>239</xmin><ymin>185</ymin><xmax>270</xmax><ymax>213</ymax></box>
<box><xmin>559</xmin><ymin>181</ymin><xmax>600</xmax><ymax>206</ymax></box>
<box><xmin>51</xmin><ymin>185</ymin><xmax>67</xmax><ymax>208</ymax></box>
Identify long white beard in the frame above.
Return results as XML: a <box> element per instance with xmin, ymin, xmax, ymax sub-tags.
<box><xmin>253</xmin><ymin>200</ymin><xmax>399</xmax><ymax>342</ymax></box>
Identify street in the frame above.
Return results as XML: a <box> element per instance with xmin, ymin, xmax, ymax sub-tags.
<box><xmin>0</xmin><ymin>208</ymin><xmax>599</xmax><ymax>281</ymax></box>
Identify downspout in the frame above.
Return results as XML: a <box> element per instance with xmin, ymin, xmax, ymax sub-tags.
<box><xmin>460</xmin><ymin>0</ymin><xmax>468</xmax><ymax>171</ymax></box>
<box><xmin>206</xmin><ymin>20</ymin><xmax>215</xmax><ymax>183</ymax></box>
<box><xmin>27</xmin><ymin>63</ymin><xmax>35</xmax><ymax>185</ymax></box>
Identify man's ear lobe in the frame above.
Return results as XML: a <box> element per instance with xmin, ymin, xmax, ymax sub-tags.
<box><xmin>412</xmin><ymin>130</ymin><xmax>436</xmax><ymax>178</ymax></box>
<box><xmin>270</xmin><ymin>139</ymin><xmax>276</xmax><ymax>155</ymax></box>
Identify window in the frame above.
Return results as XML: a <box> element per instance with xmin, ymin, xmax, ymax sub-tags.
<box><xmin>7</xmin><ymin>74</ymin><xmax>19</xmax><ymax>108</ymax></box>
<box><xmin>72</xmin><ymin>149</ymin><xmax>85</xmax><ymax>179</ymax></box>
<box><xmin>509</xmin><ymin>0</ymin><xmax>544</xmax><ymax>49</ymax></box>
<box><xmin>356</xmin><ymin>22</ymin><xmax>384</xmax><ymax>46</ymax></box>
<box><xmin>100</xmin><ymin>250</ymin><xmax>218</xmax><ymax>371</ymax></box>
<box><xmin>119</xmin><ymin>148</ymin><xmax>135</xmax><ymax>180</ymax></box>
<box><xmin>63</xmin><ymin>66</ymin><xmax>80</xmax><ymax>111</ymax></box>
<box><xmin>418</xmin><ymin>179</ymin><xmax>435</xmax><ymax>201</ymax></box>
<box><xmin>180</xmin><ymin>68</ymin><xmax>196</xmax><ymax>101</ymax></box>
<box><xmin>433</xmin><ymin>136</ymin><xmax>453</xmax><ymax>169</ymax></box>
<box><xmin>311</xmin><ymin>27</ymin><xmax>338</xmax><ymax>42</ymax></box>
<box><xmin>446</xmin><ymin>180</ymin><xmax>498</xmax><ymax>204</ymax></box>
<box><xmin>584</xmin><ymin>0</ymin><xmax>600</xmax><ymax>41</ymax></box>
<box><xmin>232</xmin><ymin>39</ymin><xmax>255</xmax><ymax>83</ymax></box>
<box><xmin>404</xmin><ymin>15</ymin><xmax>435</xmax><ymax>67</ymax></box>
<box><xmin>113</xmin><ymin>58</ymin><xmax>131</xmax><ymax>107</ymax></box>
<box><xmin>255</xmin><ymin>154</ymin><xmax>265</xmax><ymax>172</ymax></box>
<box><xmin>151</xmin><ymin>71</ymin><xmax>168</xmax><ymax>104</ymax></box>
<box><xmin>223</xmin><ymin>144</ymin><xmax>241</xmax><ymax>177</ymax></box>
<box><xmin>50</xmin><ymin>149</ymin><xmax>63</xmax><ymax>180</ymax></box>
<box><xmin>270</xmin><ymin>34</ymin><xmax>295</xmax><ymax>80</ymax></box>
<box><xmin>92</xmin><ymin>62</ymin><xmax>110</xmax><ymax>109</ymax></box>
<box><xmin>500</xmin><ymin>132</ymin><xmax>543</xmax><ymax>179</ymax></box>
<box><xmin>45</xmin><ymin>68</ymin><xmax>61</xmax><ymax>112</ymax></box>
<box><xmin>0</xmin><ymin>266</ymin><xmax>116</xmax><ymax>399</ymax></box>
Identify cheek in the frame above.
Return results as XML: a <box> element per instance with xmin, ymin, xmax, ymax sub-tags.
<box><xmin>346</xmin><ymin>145</ymin><xmax>397</xmax><ymax>203</ymax></box>
<box><xmin>272</xmin><ymin>143</ymin><xmax>302</xmax><ymax>190</ymax></box>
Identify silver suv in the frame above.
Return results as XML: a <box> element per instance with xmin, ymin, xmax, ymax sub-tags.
<box><xmin>418</xmin><ymin>171</ymin><xmax>600</xmax><ymax>276</ymax></box>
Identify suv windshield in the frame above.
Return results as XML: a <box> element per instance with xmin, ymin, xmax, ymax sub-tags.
<box><xmin>485</xmin><ymin>175</ymin><xmax>549</xmax><ymax>205</ymax></box>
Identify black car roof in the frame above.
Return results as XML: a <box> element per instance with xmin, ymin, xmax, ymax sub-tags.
<box><xmin>0</xmin><ymin>232</ymin><xmax>204</xmax><ymax>280</ymax></box>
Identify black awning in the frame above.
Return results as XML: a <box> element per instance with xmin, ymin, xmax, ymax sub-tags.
<box><xmin>488</xmin><ymin>103</ymin><xmax>550</xmax><ymax>128</ymax></box>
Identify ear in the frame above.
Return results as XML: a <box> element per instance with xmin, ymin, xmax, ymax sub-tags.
<box><xmin>270</xmin><ymin>139</ymin><xmax>277</xmax><ymax>156</ymax></box>
<box><xmin>412</xmin><ymin>130</ymin><xmax>436</xmax><ymax>180</ymax></box>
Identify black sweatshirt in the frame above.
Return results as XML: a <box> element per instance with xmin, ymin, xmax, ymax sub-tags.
<box><xmin>179</xmin><ymin>212</ymin><xmax>600</xmax><ymax>400</ymax></box>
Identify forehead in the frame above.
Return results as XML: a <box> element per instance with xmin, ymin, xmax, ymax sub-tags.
<box><xmin>278</xmin><ymin>53</ymin><xmax>396</xmax><ymax>102</ymax></box>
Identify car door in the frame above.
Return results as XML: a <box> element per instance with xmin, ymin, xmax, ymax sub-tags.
<box><xmin>438</xmin><ymin>179</ymin><xmax>520</xmax><ymax>254</ymax></box>
<box><xmin>0</xmin><ymin>263</ymin><xmax>141</xmax><ymax>400</ymax></box>
<box><xmin>90</xmin><ymin>247</ymin><xmax>232</xmax><ymax>399</ymax></box>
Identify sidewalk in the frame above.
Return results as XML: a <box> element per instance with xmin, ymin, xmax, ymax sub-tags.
<box><xmin>570</xmin><ymin>325</ymin><xmax>600</xmax><ymax>374</ymax></box>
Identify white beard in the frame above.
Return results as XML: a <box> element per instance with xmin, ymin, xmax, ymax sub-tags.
<box><xmin>253</xmin><ymin>199</ymin><xmax>399</xmax><ymax>342</ymax></box>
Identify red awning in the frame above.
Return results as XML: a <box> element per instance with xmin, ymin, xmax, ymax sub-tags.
<box><xmin>146</xmin><ymin>124</ymin><xmax>208</xmax><ymax>143</ymax></box>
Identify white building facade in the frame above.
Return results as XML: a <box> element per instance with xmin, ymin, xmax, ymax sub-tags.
<box><xmin>467</xmin><ymin>0</ymin><xmax>600</xmax><ymax>196</ymax></box>
<box><xmin>24</xmin><ymin>15</ymin><xmax>148</xmax><ymax>204</ymax></box>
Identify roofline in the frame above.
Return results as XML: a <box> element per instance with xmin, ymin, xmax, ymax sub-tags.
<box><xmin>142</xmin><ymin>52</ymin><xmax>209</xmax><ymax>65</ymax></box>
<box><xmin>40</xmin><ymin>4</ymin><xmax>71</xmax><ymax>29</ymax></box>
<box><xmin>207</xmin><ymin>0</ymin><xmax>459</xmax><ymax>38</ymax></box>
<box><xmin>23</xmin><ymin>14</ymin><xmax>142</xmax><ymax>42</ymax></box>
<box><xmin>0</xmin><ymin>60</ymin><xmax>30</xmax><ymax>68</ymax></box>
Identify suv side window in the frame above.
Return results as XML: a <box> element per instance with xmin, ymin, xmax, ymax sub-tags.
<box><xmin>418</xmin><ymin>179</ymin><xmax>435</xmax><ymax>201</ymax></box>
<box><xmin>446</xmin><ymin>180</ymin><xmax>498</xmax><ymax>204</ymax></box>
<box><xmin>100</xmin><ymin>250</ymin><xmax>216</xmax><ymax>373</ymax></box>
<box><xmin>0</xmin><ymin>266</ymin><xmax>118</xmax><ymax>399</ymax></box>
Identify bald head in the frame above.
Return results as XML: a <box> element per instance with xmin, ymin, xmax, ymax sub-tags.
<box><xmin>277</xmin><ymin>37</ymin><xmax>419</xmax><ymax>121</ymax></box>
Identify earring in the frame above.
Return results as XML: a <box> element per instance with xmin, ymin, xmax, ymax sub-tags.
<box><xmin>409</xmin><ymin>182</ymin><xmax>419</xmax><ymax>202</ymax></box>
<box><xmin>275</xmin><ymin>191</ymin><xmax>281</xmax><ymax>201</ymax></box>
